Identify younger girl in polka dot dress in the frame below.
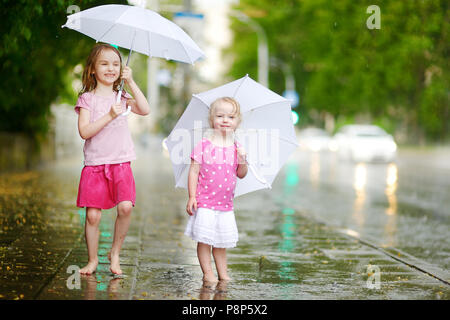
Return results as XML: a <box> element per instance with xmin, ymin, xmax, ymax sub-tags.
<box><xmin>185</xmin><ymin>97</ymin><xmax>248</xmax><ymax>282</ymax></box>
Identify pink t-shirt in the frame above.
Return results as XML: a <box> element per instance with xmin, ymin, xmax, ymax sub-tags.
<box><xmin>75</xmin><ymin>91</ymin><xmax>136</xmax><ymax>166</ymax></box>
<box><xmin>191</xmin><ymin>138</ymin><xmax>242</xmax><ymax>211</ymax></box>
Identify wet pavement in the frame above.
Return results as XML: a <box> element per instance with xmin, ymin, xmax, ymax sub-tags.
<box><xmin>0</xmin><ymin>135</ymin><xmax>449</xmax><ymax>300</ymax></box>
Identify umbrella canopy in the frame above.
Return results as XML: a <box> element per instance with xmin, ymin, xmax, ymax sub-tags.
<box><xmin>62</xmin><ymin>4</ymin><xmax>205</xmax><ymax>113</ymax></box>
<box><xmin>62</xmin><ymin>4</ymin><xmax>205</xmax><ymax>64</ymax></box>
<box><xmin>165</xmin><ymin>74</ymin><xmax>299</xmax><ymax>197</ymax></box>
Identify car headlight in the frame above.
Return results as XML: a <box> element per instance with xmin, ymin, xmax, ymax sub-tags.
<box><xmin>388</xmin><ymin>141</ymin><xmax>397</xmax><ymax>153</ymax></box>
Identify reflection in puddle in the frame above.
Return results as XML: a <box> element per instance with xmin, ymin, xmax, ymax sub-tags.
<box><xmin>353</xmin><ymin>163</ymin><xmax>367</xmax><ymax>192</ymax></box>
<box><xmin>310</xmin><ymin>153</ymin><xmax>320</xmax><ymax>189</ymax></box>
<box><xmin>80</xmin><ymin>272</ymin><xmax>124</xmax><ymax>300</ymax></box>
<box><xmin>385</xmin><ymin>163</ymin><xmax>398</xmax><ymax>216</ymax></box>
<box><xmin>279</xmin><ymin>208</ymin><xmax>295</xmax><ymax>253</ymax></box>
<box><xmin>383</xmin><ymin>163</ymin><xmax>398</xmax><ymax>246</ymax></box>
<box><xmin>279</xmin><ymin>161</ymin><xmax>300</xmax><ymax>283</ymax></box>
<box><xmin>199</xmin><ymin>280</ymin><xmax>228</xmax><ymax>300</ymax></box>
<box><xmin>352</xmin><ymin>163</ymin><xmax>367</xmax><ymax>228</ymax></box>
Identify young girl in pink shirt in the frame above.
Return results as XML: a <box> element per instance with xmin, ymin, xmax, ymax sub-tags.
<box><xmin>75</xmin><ymin>43</ymin><xmax>150</xmax><ymax>275</ymax></box>
<box><xmin>185</xmin><ymin>97</ymin><xmax>248</xmax><ymax>282</ymax></box>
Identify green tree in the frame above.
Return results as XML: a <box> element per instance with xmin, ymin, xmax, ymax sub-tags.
<box><xmin>0</xmin><ymin>0</ymin><xmax>127</xmax><ymax>140</ymax></box>
<box><xmin>228</xmin><ymin>0</ymin><xmax>449</xmax><ymax>143</ymax></box>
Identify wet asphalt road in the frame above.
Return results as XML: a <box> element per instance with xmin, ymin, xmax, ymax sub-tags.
<box><xmin>284</xmin><ymin>147</ymin><xmax>450</xmax><ymax>272</ymax></box>
<box><xmin>0</xmin><ymin>135</ymin><xmax>449</xmax><ymax>300</ymax></box>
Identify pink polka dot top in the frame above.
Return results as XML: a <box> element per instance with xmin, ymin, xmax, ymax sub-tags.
<box><xmin>191</xmin><ymin>138</ymin><xmax>241</xmax><ymax>211</ymax></box>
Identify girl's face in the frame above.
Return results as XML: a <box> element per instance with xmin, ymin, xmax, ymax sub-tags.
<box><xmin>212</xmin><ymin>101</ymin><xmax>239</xmax><ymax>134</ymax></box>
<box><xmin>93</xmin><ymin>49</ymin><xmax>121</xmax><ymax>87</ymax></box>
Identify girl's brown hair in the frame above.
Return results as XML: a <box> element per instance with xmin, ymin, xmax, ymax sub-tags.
<box><xmin>79</xmin><ymin>43</ymin><xmax>122</xmax><ymax>95</ymax></box>
<box><xmin>209</xmin><ymin>97</ymin><xmax>242</xmax><ymax>128</ymax></box>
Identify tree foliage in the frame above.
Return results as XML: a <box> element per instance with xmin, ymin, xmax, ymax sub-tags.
<box><xmin>0</xmin><ymin>0</ymin><xmax>127</xmax><ymax>138</ymax></box>
<box><xmin>228</xmin><ymin>0</ymin><xmax>449</xmax><ymax>142</ymax></box>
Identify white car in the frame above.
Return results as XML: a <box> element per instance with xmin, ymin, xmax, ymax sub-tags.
<box><xmin>331</xmin><ymin>125</ymin><xmax>397</xmax><ymax>162</ymax></box>
<box><xmin>298</xmin><ymin>127</ymin><xmax>332</xmax><ymax>152</ymax></box>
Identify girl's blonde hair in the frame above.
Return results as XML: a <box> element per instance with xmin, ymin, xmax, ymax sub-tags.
<box><xmin>209</xmin><ymin>97</ymin><xmax>242</xmax><ymax>128</ymax></box>
<box><xmin>79</xmin><ymin>43</ymin><xmax>122</xmax><ymax>95</ymax></box>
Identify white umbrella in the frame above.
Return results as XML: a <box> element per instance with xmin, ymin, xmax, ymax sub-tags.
<box><xmin>165</xmin><ymin>74</ymin><xmax>299</xmax><ymax>197</ymax></box>
<box><xmin>62</xmin><ymin>4</ymin><xmax>205</xmax><ymax>113</ymax></box>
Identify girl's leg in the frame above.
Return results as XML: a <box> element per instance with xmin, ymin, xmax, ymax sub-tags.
<box><xmin>80</xmin><ymin>207</ymin><xmax>102</xmax><ymax>275</ymax></box>
<box><xmin>212</xmin><ymin>247</ymin><xmax>231</xmax><ymax>281</ymax></box>
<box><xmin>109</xmin><ymin>201</ymin><xmax>133</xmax><ymax>275</ymax></box>
<box><xmin>197</xmin><ymin>242</ymin><xmax>218</xmax><ymax>282</ymax></box>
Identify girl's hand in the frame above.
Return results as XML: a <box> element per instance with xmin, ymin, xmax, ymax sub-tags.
<box><xmin>237</xmin><ymin>147</ymin><xmax>247</xmax><ymax>164</ymax></box>
<box><xmin>121</xmin><ymin>66</ymin><xmax>134</xmax><ymax>85</ymax></box>
<box><xmin>186</xmin><ymin>197</ymin><xmax>197</xmax><ymax>216</ymax></box>
<box><xmin>109</xmin><ymin>103</ymin><xmax>123</xmax><ymax>118</ymax></box>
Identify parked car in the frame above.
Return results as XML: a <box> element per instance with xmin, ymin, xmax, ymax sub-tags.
<box><xmin>331</xmin><ymin>125</ymin><xmax>397</xmax><ymax>162</ymax></box>
<box><xmin>298</xmin><ymin>127</ymin><xmax>332</xmax><ymax>152</ymax></box>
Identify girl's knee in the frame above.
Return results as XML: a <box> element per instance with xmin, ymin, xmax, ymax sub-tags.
<box><xmin>118</xmin><ymin>201</ymin><xmax>133</xmax><ymax>217</ymax></box>
<box><xmin>86</xmin><ymin>208</ymin><xmax>102</xmax><ymax>225</ymax></box>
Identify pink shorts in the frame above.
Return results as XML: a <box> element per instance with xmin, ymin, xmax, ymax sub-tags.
<box><xmin>76</xmin><ymin>162</ymin><xmax>136</xmax><ymax>210</ymax></box>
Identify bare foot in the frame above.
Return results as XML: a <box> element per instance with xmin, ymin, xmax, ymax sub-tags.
<box><xmin>79</xmin><ymin>259</ymin><xmax>98</xmax><ymax>275</ymax></box>
<box><xmin>218</xmin><ymin>275</ymin><xmax>231</xmax><ymax>281</ymax></box>
<box><xmin>108</xmin><ymin>252</ymin><xmax>122</xmax><ymax>275</ymax></box>
<box><xmin>202</xmin><ymin>273</ymin><xmax>218</xmax><ymax>283</ymax></box>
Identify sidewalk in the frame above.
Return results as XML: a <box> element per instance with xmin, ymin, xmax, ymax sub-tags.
<box><xmin>0</xmin><ymin>143</ymin><xmax>449</xmax><ymax>300</ymax></box>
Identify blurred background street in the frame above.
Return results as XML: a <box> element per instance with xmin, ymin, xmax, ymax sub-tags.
<box><xmin>0</xmin><ymin>136</ymin><xmax>449</xmax><ymax>300</ymax></box>
<box><xmin>0</xmin><ymin>0</ymin><xmax>449</xmax><ymax>300</ymax></box>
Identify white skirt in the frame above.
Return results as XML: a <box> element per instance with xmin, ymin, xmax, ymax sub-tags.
<box><xmin>184</xmin><ymin>207</ymin><xmax>238</xmax><ymax>248</ymax></box>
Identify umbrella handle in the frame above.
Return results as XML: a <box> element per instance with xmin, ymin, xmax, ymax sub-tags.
<box><xmin>247</xmin><ymin>162</ymin><xmax>271</xmax><ymax>188</ymax></box>
<box><xmin>116</xmin><ymin>89</ymin><xmax>131</xmax><ymax>116</ymax></box>
<box><xmin>234</xmin><ymin>137</ymin><xmax>270</xmax><ymax>188</ymax></box>
<box><xmin>115</xmin><ymin>42</ymin><xmax>134</xmax><ymax>117</ymax></box>
<box><xmin>122</xmin><ymin>106</ymin><xmax>131</xmax><ymax>116</ymax></box>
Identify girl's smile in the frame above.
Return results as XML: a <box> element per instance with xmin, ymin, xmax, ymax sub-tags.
<box><xmin>212</xmin><ymin>102</ymin><xmax>239</xmax><ymax>133</ymax></box>
<box><xmin>93</xmin><ymin>49</ymin><xmax>121</xmax><ymax>86</ymax></box>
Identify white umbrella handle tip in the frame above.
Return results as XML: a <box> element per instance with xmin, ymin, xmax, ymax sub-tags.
<box><xmin>121</xmin><ymin>106</ymin><xmax>131</xmax><ymax>117</ymax></box>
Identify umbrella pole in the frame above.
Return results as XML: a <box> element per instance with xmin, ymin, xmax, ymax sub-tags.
<box><xmin>117</xmin><ymin>30</ymin><xmax>136</xmax><ymax>105</ymax></box>
<box><xmin>116</xmin><ymin>46</ymin><xmax>134</xmax><ymax>104</ymax></box>
<box><xmin>116</xmin><ymin>32</ymin><xmax>136</xmax><ymax>116</ymax></box>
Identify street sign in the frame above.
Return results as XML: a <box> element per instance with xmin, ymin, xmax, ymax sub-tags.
<box><xmin>283</xmin><ymin>90</ymin><xmax>299</xmax><ymax>108</ymax></box>
<box><xmin>174</xmin><ymin>11</ymin><xmax>204</xmax><ymax>19</ymax></box>
<box><xmin>173</xmin><ymin>11</ymin><xmax>205</xmax><ymax>47</ymax></box>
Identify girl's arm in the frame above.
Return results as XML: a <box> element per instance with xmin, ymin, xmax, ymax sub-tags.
<box><xmin>237</xmin><ymin>162</ymin><xmax>248</xmax><ymax>179</ymax></box>
<box><xmin>122</xmin><ymin>67</ymin><xmax>150</xmax><ymax>116</ymax></box>
<box><xmin>77</xmin><ymin>105</ymin><xmax>121</xmax><ymax>140</ymax></box>
<box><xmin>236</xmin><ymin>147</ymin><xmax>248</xmax><ymax>179</ymax></box>
<box><xmin>186</xmin><ymin>159</ymin><xmax>200</xmax><ymax>215</ymax></box>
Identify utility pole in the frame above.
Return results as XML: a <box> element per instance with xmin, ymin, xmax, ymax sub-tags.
<box><xmin>270</xmin><ymin>57</ymin><xmax>295</xmax><ymax>92</ymax></box>
<box><xmin>147</xmin><ymin>0</ymin><xmax>159</xmax><ymax>133</ymax></box>
<box><xmin>229</xmin><ymin>10</ymin><xmax>269</xmax><ymax>87</ymax></box>
<box><xmin>182</xmin><ymin>0</ymin><xmax>192</xmax><ymax>108</ymax></box>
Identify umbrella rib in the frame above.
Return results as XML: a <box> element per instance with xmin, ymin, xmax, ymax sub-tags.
<box><xmin>97</xmin><ymin>23</ymin><xmax>118</xmax><ymax>43</ymax></box>
<box><xmin>169</xmin><ymin>23</ymin><xmax>193</xmax><ymax>64</ymax></box>
<box><xmin>179</xmin><ymin>40</ymin><xmax>194</xmax><ymax>64</ymax></box>
<box><xmin>277</xmin><ymin>134</ymin><xmax>300</xmax><ymax>146</ymax></box>
<box><xmin>147</xmin><ymin>30</ymin><xmax>152</xmax><ymax>57</ymax></box>
<box><xmin>189</xmin><ymin>94</ymin><xmax>213</xmax><ymax>110</ymax></box>
<box><xmin>97</xmin><ymin>9</ymin><xmax>130</xmax><ymax>43</ymax></box>
<box><xmin>242</xmin><ymin>100</ymin><xmax>290</xmax><ymax>114</ymax></box>
<box><xmin>232</xmin><ymin>76</ymin><xmax>248</xmax><ymax>99</ymax></box>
